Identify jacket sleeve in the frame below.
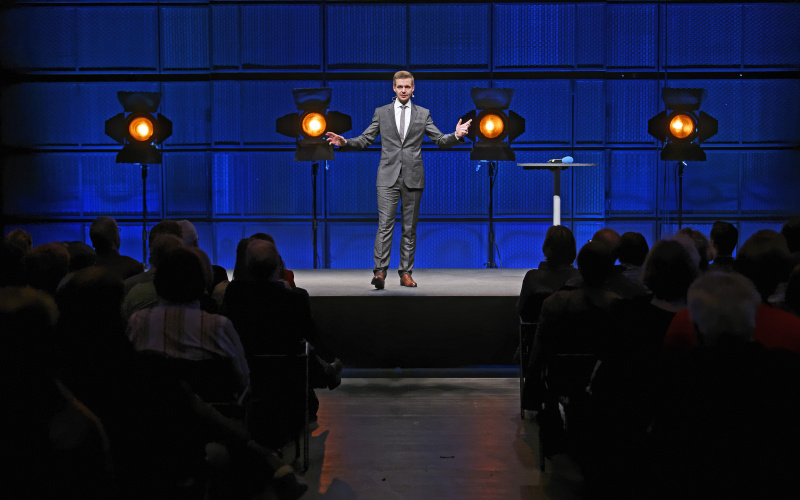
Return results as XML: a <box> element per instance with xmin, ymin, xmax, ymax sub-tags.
<box><xmin>424</xmin><ymin>112</ymin><xmax>462</xmax><ymax>149</ymax></box>
<box><xmin>342</xmin><ymin>108</ymin><xmax>381</xmax><ymax>150</ymax></box>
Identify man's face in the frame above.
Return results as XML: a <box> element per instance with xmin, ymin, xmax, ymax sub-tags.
<box><xmin>393</xmin><ymin>78</ymin><xmax>414</xmax><ymax>104</ymax></box>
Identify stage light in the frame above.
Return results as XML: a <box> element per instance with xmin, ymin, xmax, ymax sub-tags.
<box><xmin>105</xmin><ymin>91</ymin><xmax>172</xmax><ymax>164</ymax></box>
<box><xmin>648</xmin><ymin>88</ymin><xmax>717</xmax><ymax>161</ymax></box>
<box><xmin>460</xmin><ymin>88</ymin><xmax>525</xmax><ymax>161</ymax></box>
<box><xmin>276</xmin><ymin>88</ymin><xmax>351</xmax><ymax>161</ymax></box>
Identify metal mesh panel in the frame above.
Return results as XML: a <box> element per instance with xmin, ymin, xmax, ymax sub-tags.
<box><xmin>576</xmin><ymin>3</ymin><xmax>604</xmax><ymax>68</ymax></box>
<box><xmin>741</xmin><ymin>80</ymin><xmax>800</xmax><ymax>144</ymax></box>
<box><xmin>241</xmin><ymin>4</ymin><xmax>321</xmax><ymax>70</ymax></box>
<box><xmin>680</xmin><ymin>152</ymin><xmax>739</xmax><ymax>214</ymax></box>
<box><xmin>0</xmin><ymin>6</ymin><xmax>77</xmax><ymax>70</ymax></box>
<box><xmin>607</xmin><ymin>3</ymin><xmax>657</xmax><ymax>69</ymax></box>
<box><xmin>573</xmin><ymin>150</ymin><xmax>606</xmax><ymax>216</ymax></box>
<box><xmin>212</xmin><ymin>81</ymin><xmax>242</xmax><ymax>144</ymax></box>
<box><xmin>494</xmin><ymin>221</ymin><xmax>555</xmax><ymax>270</ymax></box>
<box><xmin>212</xmin><ymin>223</ymin><xmax>247</xmax><ymax>271</ymax></box>
<box><xmin>77</xmin><ymin>7</ymin><xmax>158</xmax><ymax>70</ymax></box>
<box><xmin>164</xmin><ymin>152</ymin><xmax>211</xmax><ymax>217</ymax></box>
<box><xmin>244</xmin><ymin>222</ymin><xmax>316</xmax><ymax>270</ymax></box>
<box><xmin>161</xmin><ymin>6</ymin><xmax>209</xmax><ymax>70</ymax></box>
<box><xmin>497</xmin><ymin>150</ymin><xmax>573</xmax><ymax>217</ymax></box>
<box><xmin>408</xmin><ymin>4</ymin><xmax>489</xmax><ymax>69</ymax></box>
<box><xmin>328</xmin><ymin>222</ymin><xmax>393</xmax><ymax>269</ymax></box>
<box><xmin>743</xmin><ymin>4</ymin><xmax>800</xmax><ymax>68</ymax></box>
<box><xmin>326</xmin><ymin>4</ymin><xmax>405</xmax><ymax>69</ymax></box>
<box><xmin>575</xmin><ymin>80</ymin><xmax>605</xmax><ymax>144</ymax></box>
<box><xmin>211</xmin><ymin>5</ymin><xmax>239</xmax><ymax>69</ymax></box>
<box><xmin>326</xmin><ymin>151</ymin><xmax>381</xmax><ymax>217</ymax></box>
<box><xmin>162</xmin><ymin>82</ymin><xmax>211</xmax><ymax>145</ymax></box>
<box><xmin>415</xmin><ymin>222</ymin><xmax>488</xmax><ymax>269</ymax></box>
<box><xmin>421</xmin><ymin>151</ymin><xmax>486</xmax><ymax>216</ymax></box>
<box><xmin>241</xmin><ymin>80</ymin><xmax>322</xmax><ymax>145</ymax></box>
<box><xmin>2</xmin><ymin>83</ymin><xmax>80</xmax><ymax>147</ymax></box>
<box><xmin>608</xmin><ymin>150</ymin><xmax>656</xmax><ymax>215</ymax></box>
<box><xmin>2</xmin><ymin>154</ymin><xmax>81</xmax><ymax>216</ymax></box>
<box><xmin>491</xmin><ymin>80</ymin><xmax>571</xmax><ymax>145</ymax></box>
<box><xmin>413</xmin><ymin>79</ymin><xmax>491</xmax><ymax>145</ymax></box>
<box><xmin>212</xmin><ymin>153</ymin><xmax>240</xmax><ymax>216</ymax></box>
<box><xmin>664</xmin><ymin>4</ymin><xmax>740</xmax><ymax>68</ymax></box>
<box><xmin>738</xmin><ymin>221</ymin><xmax>785</xmax><ymax>249</ymax></box>
<box><xmin>82</xmin><ymin>155</ymin><xmax>162</xmax><ymax>216</ymax></box>
<box><xmin>741</xmin><ymin>151</ymin><xmax>800</xmax><ymax>214</ymax></box>
<box><xmin>493</xmin><ymin>3</ymin><xmax>575</xmax><ymax>69</ymax></box>
<box><xmin>573</xmin><ymin>222</ymin><xmax>605</xmax><ymax>251</ymax></box>
<box><xmin>117</xmin><ymin>224</ymin><xmax>145</xmax><ymax>265</ymax></box>
<box><xmin>606</xmin><ymin>80</ymin><xmax>658</xmax><ymax>144</ymax></box>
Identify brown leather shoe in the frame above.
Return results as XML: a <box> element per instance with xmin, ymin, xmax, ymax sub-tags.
<box><xmin>400</xmin><ymin>273</ymin><xmax>417</xmax><ymax>287</ymax></box>
<box><xmin>371</xmin><ymin>272</ymin><xmax>386</xmax><ymax>289</ymax></box>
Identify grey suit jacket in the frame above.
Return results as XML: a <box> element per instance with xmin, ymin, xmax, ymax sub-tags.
<box><xmin>344</xmin><ymin>101</ymin><xmax>461</xmax><ymax>189</ymax></box>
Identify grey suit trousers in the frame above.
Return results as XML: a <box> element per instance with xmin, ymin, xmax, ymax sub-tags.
<box><xmin>374</xmin><ymin>169</ymin><xmax>422</xmax><ymax>276</ymax></box>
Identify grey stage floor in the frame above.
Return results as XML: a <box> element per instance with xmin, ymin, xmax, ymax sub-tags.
<box><xmin>292</xmin><ymin>268</ymin><xmax>528</xmax><ymax>297</ymax></box>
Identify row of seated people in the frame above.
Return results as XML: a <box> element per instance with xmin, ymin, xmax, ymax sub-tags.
<box><xmin>1</xmin><ymin>218</ymin><xmax>347</xmax><ymax>499</ymax></box>
<box><xmin>517</xmin><ymin>219</ymin><xmax>800</xmax><ymax>499</ymax></box>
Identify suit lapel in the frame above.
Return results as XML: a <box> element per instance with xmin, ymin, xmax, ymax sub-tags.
<box><xmin>406</xmin><ymin>102</ymin><xmax>418</xmax><ymax>142</ymax></box>
<box><xmin>387</xmin><ymin>103</ymin><xmax>400</xmax><ymax>143</ymax></box>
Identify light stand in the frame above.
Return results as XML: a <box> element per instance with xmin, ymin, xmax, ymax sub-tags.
<box><xmin>677</xmin><ymin>161</ymin><xmax>686</xmax><ymax>230</ymax></box>
<box><xmin>485</xmin><ymin>161</ymin><xmax>498</xmax><ymax>268</ymax></box>
<box><xmin>141</xmin><ymin>163</ymin><xmax>148</xmax><ymax>266</ymax></box>
<box><xmin>311</xmin><ymin>161</ymin><xmax>320</xmax><ymax>269</ymax></box>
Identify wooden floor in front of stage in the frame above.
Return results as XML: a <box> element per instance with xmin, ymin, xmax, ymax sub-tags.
<box><xmin>269</xmin><ymin>377</ymin><xmax>583</xmax><ymax>500</ymax></box>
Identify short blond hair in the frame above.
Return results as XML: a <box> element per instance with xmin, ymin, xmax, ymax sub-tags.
<box><xmin>393</xmin><ymin>70</ymin><xmax>414</xmax><ymax>85</ymax></box>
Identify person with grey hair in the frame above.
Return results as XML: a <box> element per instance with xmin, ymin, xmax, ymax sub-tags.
<box><xmin>687</xmin><ymin>272</ymin><xmax>761</xmax><ymax>346</ymax></box>
<box><xmin>89</xmin><ymin>216</ymin><xmax>143</xmax><ymax>280</ymax></box>
<box><xmin>177</xmin><ymin>219</ymin><xmax>229</xmax><ymax>294</ymax></box>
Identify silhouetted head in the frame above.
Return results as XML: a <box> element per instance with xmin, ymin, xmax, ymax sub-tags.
<box><xmin>155</xmin><ymin>247</ymin><xmax>207</xmax><ymax>303</ymax></box>
<box><xmin>542</xmin><ymin>225</ymin><xmax>577</xmax><ymax>267</ymax></box>
<box><xmin>89</xmin><ymin>216</ymin><xmax>120</xmax><ymax>252</ymax></box>
<box><xmin>177</xmin><ymin>220</ymin><xmax>199</xmax><ymax>248</ymax></box>
<box><xmin>781</xmin><ymin>217</ymin><xmax>800</xmax><ymax>254</ymax></box>
<box><xmin>643</xmin><ymin>240</ymin><xmax>698</xmax><ymax>302</ymax></box>
<box><xmin>676</xmin><ymin>227</ymin><xmax>711</xmax><ymax>271</ymax></box>
<box><xmin>246</xmin><ymin>240</ymin><xmax>281</xmax><ymax>283</ymax></box>
<box><xmin>24</xmin><ymin>242</ymin><xmax>70</xmax><ymax>295</ymax></box>
<box><xmin>688</xmin><ymin>272</ymin><xmax>760</xmax><ymax>346</ymax></box>
<box><xmin>710</xmin><ymin>221</ymin><xmax>739</xmax><ymax>257</ymax></box>
<box><xmin>736</xmin><ymin>229</ymin><xmax>792</xmax><ymax>301</ymax></box>
<box><xmin>618</xmin><ymin>232</ymin><xmax>649</xmax><ymax>267</ymax></box>
<box><xmin>577</xmin><ymin>240</ymin><xmax>616</xmax><ymax>288</ymax></box>
<box><xmin>5</xmin><ymin>228</ymin><xmax>33</xmax><ymax>254</ymax></box>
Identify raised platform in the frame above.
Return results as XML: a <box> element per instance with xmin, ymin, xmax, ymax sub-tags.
<box><xmin>293</xmin><ymin>269</ymin><xmax>527</xmax><ymax>369</ymax></box>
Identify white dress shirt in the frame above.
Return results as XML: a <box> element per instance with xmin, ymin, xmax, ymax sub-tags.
<box><xmin>394</xmin><ymin>98</ymin><xmax>411</xmax><ymax>140</ymax></box>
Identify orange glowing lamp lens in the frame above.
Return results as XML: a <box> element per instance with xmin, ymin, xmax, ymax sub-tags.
<box><xmin>301</xmin><ymin>113</ymin><xmax>326</xmax><ymax>137</ymax></box>
<box><xmin>669</xmin><ymin>113</ymin><xmax>696</xmax><ymax>139</ymax></box>
<box><xmin>479</xmin><ymin>113</ymin><xmax>504</xmax><ymax>139</ymax></box>
<box><xmin>129</xmin><ymin>116</ymin><xmax>155</xmax><ymax>142</ymax></box>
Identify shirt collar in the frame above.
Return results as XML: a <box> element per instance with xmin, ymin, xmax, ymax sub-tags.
<box><xmin>394</xmin><ymin>98</ymin><xmax>411</xmax><ymax>110</ymax></box>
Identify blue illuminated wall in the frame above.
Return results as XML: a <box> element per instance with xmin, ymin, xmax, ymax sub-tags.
<box><xmin>2</xmin><ymin>1</ymin><xmax>799</xmax><ymax>270</ymax></box>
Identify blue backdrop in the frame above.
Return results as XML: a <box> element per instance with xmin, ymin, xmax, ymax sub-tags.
<box><xmin>2</xmin><ymin>1</ymin><xmax>799</xmax><ymax>270</ymax></box>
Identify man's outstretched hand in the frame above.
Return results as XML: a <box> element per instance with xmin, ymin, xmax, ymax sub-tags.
<box><xmin>455</xmin><ymin>118</ymin><xmax>472</xmax><ymax>139</ymax></box>
<box><xmin>325</xmin><ymin>131</ymin><xmax>346</xmax><ymax>146</ymax></box>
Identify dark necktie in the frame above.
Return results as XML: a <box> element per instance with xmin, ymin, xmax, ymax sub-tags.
<box><xmin>399</xmin><ymin>105</ymin><xmax>407</xmax><ymax>142</ymax></box>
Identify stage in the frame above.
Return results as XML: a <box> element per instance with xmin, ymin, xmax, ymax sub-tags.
<box><xmin>292</xmin><ymin>269</ymin><xmax>527</xmax><ymax>369</ymax></box>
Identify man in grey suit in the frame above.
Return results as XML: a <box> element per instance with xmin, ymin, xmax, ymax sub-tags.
<box><xmin>326</xmin><ymin>71</ymin><xmax>471</xmax><ymax>289</ymax></box>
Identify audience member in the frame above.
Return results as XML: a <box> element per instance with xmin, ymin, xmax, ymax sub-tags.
<box><xmin>121</xmin><ymin>234</ymin><xmax>183</xmax><ymax>320</ymax></box>
<box><xmin>24</xmin><ymin>242</ymin><xmax>70</xmax><ymax>295</ymax></box>
<box><xmin>617</xmin><ymin>231</ymin><xmax>649</xmax><ymax>282</ymax></box>
<box><xmin>178</xmin><ymin>219</ymin><xmax>229</xmax><ymax>293</ymax></box>
<box><xmin>708</xmin><ymin>220</ymin><xmax>738</xmax><ymax>273</ymax></box>
<box><xmin>517</xmin><ymin>225</ymin><xmax>580</xmax><ymax>323</ymax></box>
<box><xmin>127</xmin><ymin>247</ymin><xmax>251</xmax><ymax>400</ymax></box>
<box><xmin>56</xmin><ymin>267</ymin><xmax>307</xmax><ymax>500</ymax></box>
<box><xmin>0</xmin><ymin>241</ymin><xmax>27</xmax><ymax>286</ymax></box>
<box><xmin>664</xmin><ymin>229</ymin><xmax>800</xmax><ymax>354</ymax></box>
<box><xmin>784</xmin><ymin>265</ymin><xmax>800</xmax><ymax>318</ymax></box>
<box><xmin>5</xmin><ymin>227</ymin><xmax>33</xmax><ymax>254</ymax></box>
<box><xmin>2</xmin><ymin>286</ymin><xmax>114</xmax><ymax>500</ymax></box>
<box><xmin>89</xmin><ymin>216</ymin><xmax>143</xmax><ymax>280</ymax></box>
<box><xmin>674</xmin><ymin>227</ymin><xmax>711</xmax><ymax>272</ymax></box>
<box><xmin>123</xmin><ymin>219</ymin><xmax>183</xmax><ymax>296</ymax></box>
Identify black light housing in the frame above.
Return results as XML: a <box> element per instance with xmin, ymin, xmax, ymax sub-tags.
<box><xmin>460</xmin><ymin>88</ymin><xmax>525</xmax><ymax>161</ymax></box>
<box><xmin>648</xmin><ymin>88</ymin><xmax>718</xmax><ymax>161</ymax></box>
<box><xmin>276</xmin><ymin>88</ymin><xmax>352</xmax><ymax>161</ymax></box>
<box><xmin>105</xmin><ymin>91</ymin><xmax>172</xmax><ymax>164</ymax></box>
